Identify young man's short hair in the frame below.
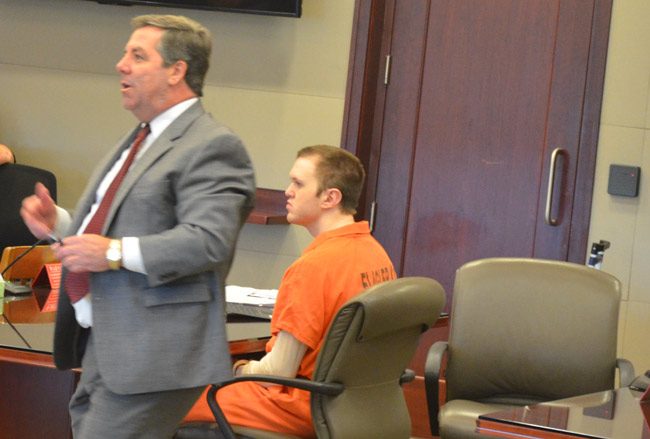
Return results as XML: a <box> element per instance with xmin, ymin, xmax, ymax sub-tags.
<box><xmin>297</xmin><ymin>145</ymin><xmax>365</xmax><ymax>215</ymax></box>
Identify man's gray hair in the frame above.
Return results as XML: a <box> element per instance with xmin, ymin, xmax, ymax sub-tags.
<box><xmin>132</xmin><ymin>15</ymin><xmax>212</xmax><ymax>97</ymax></box>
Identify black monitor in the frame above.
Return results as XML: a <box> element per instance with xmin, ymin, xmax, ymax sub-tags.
<box><xmin>90</xmin><ymin>0</ymin><xmax>302</xmax><ymax>17</ymax></box>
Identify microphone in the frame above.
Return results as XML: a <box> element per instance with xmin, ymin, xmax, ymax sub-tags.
<box><xmin>0</xmin><ymin>235</ymin><xmax>61</xmax><ymax>348</ymax></box>
<box><xmin>1</xmin><ymin>239</ymin><xmax>47</xmax><ymax>275</ymax></box>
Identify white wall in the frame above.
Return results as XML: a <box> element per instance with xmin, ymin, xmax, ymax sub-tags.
<box><xmin>0</xmin><ymin>0</ymin><xmax>355</xmax><ymax>288</ymax></box>
<box><xmin>588</xmin><ymin>0</ymin><xmax>650</xmax><ymax>373</ymax></box>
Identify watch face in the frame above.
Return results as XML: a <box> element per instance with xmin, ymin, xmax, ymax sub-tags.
<box><xmin>106</xmin><ymin>241</ymin><xmax>122</xmax><ymax>269</ymax></box>
<box><xmin>107</xmin><ymin>247</ymin><xmax>121</xmax><ymax>261</ymax></box>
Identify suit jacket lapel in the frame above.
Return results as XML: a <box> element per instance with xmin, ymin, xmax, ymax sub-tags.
<box><xmin>100</xmin><ymin>101</ymin><xmax>206</xmax><ymax>233</ymax></box>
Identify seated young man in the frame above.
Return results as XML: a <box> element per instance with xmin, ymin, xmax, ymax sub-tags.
<box><xmin>183</xmin><ymin>145</ymin><xmax>396</xmax><ymax>437</ymax></box>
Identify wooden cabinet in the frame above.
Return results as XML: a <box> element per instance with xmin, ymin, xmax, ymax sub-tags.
<box><xmin>0</xmin><ymin>348</ymin><xmax>77</xmax><ymax>439</ymax></box>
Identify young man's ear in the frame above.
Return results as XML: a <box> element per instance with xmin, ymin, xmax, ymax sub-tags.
<box><xmin>321</xmin><ymin>188</ymin><xmax>343</xmax><ymax>209</ymax></box>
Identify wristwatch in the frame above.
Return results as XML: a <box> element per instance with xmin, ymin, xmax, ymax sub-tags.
<box><xmin>106</xmin><ymin>239</ymin><xmax>122</xmax><ymax>270</ymax></box>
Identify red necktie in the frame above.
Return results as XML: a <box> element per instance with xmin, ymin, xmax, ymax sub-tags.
<box><xmin>64</xmin><ymin>124</ymin><xmax>150</xmax><ymax>303</ymax></box>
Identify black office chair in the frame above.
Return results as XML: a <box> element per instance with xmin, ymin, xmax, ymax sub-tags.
<box><xmin>176</xmin><ymin>277</ymin><xmax>446</xmax><ymax>439</ymax></box>
<box><xmin>0</xmin><ymin>163</ymin><xmax>57</xmax><ymax>252</ymax></box>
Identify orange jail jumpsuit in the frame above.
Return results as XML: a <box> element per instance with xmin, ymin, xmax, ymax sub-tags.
<box><xmin>184</xmin><ymin>221</ymin><xmax>396</xmax><ymax>437</ymax></box>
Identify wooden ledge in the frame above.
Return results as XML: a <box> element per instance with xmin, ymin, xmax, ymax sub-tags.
<box><xmin>247</xmin><ymin>188</ymin><xmax>288</xmax><ymax>225</ymax></box>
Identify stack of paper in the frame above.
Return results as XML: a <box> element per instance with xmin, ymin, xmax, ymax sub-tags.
<box><xmin>225</xmin><ymin>285</ymin><xmax>278</xmax><ymax>305</ymax></box>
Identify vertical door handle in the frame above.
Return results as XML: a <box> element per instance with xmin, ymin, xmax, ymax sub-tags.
<box><xmin>545</xmin><ymin>147</ymin><xmax>567</xmax><ymax>226</ymax></box>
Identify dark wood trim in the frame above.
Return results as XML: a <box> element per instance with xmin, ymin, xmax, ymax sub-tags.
<box><xmin>341</xmin><ymin>0</ymin><xmax>382</xmax><ymax>156</ymax></box>
<box><xmin>0</xmin><ymin>346</ymin><xmax>62</xmax><ymax>369</ymax></box>
<box><xmin>228</xmin><ymin>338</ymin><xmax>269</xmax><ymax>356</ymax></box>
<box><xmin>567</xmin><ymin>0</ymin><xmax>613</xmax><ymax>264</ymax></box>
<box><xmin>406</xmin><ymin>316</ymin><xmax>449</xmax><ymax>439</ymax></box>
<box><xmin>341</xmin><ymin>0</ymin><xmax>388</xmax><ymax>220</ymax></box>
<box><xmin>247</xmin><ymin>188</ymin><xmax>288</xmax><ymax>225</ymax></box>
<box><xmin>477</xmin><ymin>418</ymin><xmax>576</xmax><ymax>439</ymax></box>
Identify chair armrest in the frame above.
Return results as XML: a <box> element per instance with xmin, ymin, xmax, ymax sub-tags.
<box><xmin>206</xmin><ymin>375</ymin><xmax>344</xmax><ymax>439</ymax></box>
<box><xmin>424</xmin><ymin>341</ymin><xmax>448</xmax><ymax>436</ymax></box>
<box><xmin>617</xmin><ymin>358</ymin><xmax>635</xmax><ymax>387</ymax></box>
<box><xmin>630</xmin><ymin>370</ymin><xmax>650</xmax><ymax>392</ymax></box>
<box><xmin>400</xmin><ymin>368</ymin><xmax>416</xmax><ymax>385</ymax></box>
<box><xmin>212</xmin><ymin>374</ymin><xmax>344</xmax><ymax>395</ymax></box>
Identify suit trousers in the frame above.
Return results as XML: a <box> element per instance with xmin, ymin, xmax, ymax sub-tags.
<box><xmin>69</xmin><ymin>332</ymin><xmax>205</xmax><ymax>439</ymax></box>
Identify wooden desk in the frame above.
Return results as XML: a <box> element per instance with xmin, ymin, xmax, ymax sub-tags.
<box><xmin>477</xmin><ymin>388</ymin><xmax>650</xmax><ymax>438</ymax></box>
<box><xmin>1</xmin><ymin>288</ymin><xmax>448</xmax><ymax>438</ymax></box>
<box><xmin>0</xmin><ymin>293</ymin><xmax>270</xmax><ymax>439</ymax></box>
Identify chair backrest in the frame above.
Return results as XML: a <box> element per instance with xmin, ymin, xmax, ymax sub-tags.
<box><xmin>311</xmin><ymin>277</ymin><xmax>446</xmax><ymax>439</ymax></box>
<box><xmin>445</xmin><ymin>258</ymin><xmax>621</xmax><ymax>405</ymax></box>
<box><xmin>0</xmin><ymin>163</ymin><xmax>57</xmax><ymax>252</ymax></box>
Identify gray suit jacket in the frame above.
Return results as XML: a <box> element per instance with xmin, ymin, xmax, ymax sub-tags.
<box><xmin>54</xmin><ymin>101</ymin><xmax>255</xmax><ymax>395</ymax></box>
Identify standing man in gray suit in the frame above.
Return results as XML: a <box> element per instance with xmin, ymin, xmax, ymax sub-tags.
<box><xmin>20</xmin><ymin>15</ymin><xmax>255</xmax><ymax>438</ymax></box>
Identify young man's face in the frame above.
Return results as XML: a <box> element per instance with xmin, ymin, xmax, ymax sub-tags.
<box><xmin>285</xmin><ymin>156</ymin><xmax>326</xmax><ymax>230</ymax></box>
<box><xmin>115</xmin><ymin>26</ymin><xmax>176</xmax><ymax>122</ymax></box>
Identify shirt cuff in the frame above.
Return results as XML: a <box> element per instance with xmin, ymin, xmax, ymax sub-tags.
<box><xmin>121</xmin><ymin>237</ymin><xmax>147</xmax><ymax>274</ymax></box>
<box><xmin>71</xmin><ymin>294</ymin><xmax>93</xmax><ymax>328</ymax></box>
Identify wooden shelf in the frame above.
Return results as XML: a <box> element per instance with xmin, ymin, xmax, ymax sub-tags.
<box><xmin>247</xmin><ymin>188</ymin><xmax>288</xmax><ymax>225</ymax></box>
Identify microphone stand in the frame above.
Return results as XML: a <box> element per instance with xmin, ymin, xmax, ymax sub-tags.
<box><xmin>1</xmin><ymin>238</ymin><xmax>49</xmax><ymax>349</ymax></box>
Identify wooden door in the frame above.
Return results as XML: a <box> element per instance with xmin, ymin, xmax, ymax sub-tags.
<box><xmin>342</xmin><ymin>1</ymin><xmax>612</xmax><ymax>437</ymax></box>
<box><xmin>344</xmin><ymin>0</ymin><xmax>611</xmax><ymax>301</ymax></box>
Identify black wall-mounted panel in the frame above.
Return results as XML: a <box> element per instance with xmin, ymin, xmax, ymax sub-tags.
<box><xmin>608</xmin><ymin>164</ymin><xmax>640</xmax><ymax>197</ymax></box>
